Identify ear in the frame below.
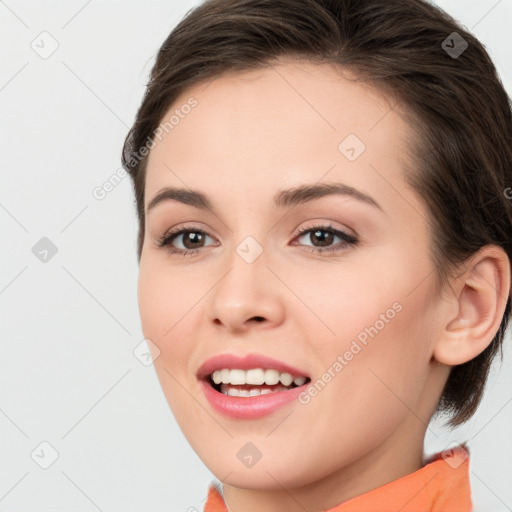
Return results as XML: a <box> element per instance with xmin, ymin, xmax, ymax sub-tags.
<box><xmin>433</xmin><ymin>245</ymin><xmax>511</xmax><ymax>366</ymax></box>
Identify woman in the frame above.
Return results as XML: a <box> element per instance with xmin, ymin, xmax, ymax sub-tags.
<box><xmin>121</xmin><ymin>0</ymin><xmax>512</xmax><ymax>510</ymax></box>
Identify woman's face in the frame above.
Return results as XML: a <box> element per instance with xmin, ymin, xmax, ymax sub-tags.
<box><xmin>138</xmin><ymin>59</ymin><xmax>449</xmax><ymax>493</ymax></box>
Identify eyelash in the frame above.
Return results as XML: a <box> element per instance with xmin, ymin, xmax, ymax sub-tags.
<box><xmin>156</xmin><ymin>223</ymin><xmax>358</xmax><ymax>257</ymax></box>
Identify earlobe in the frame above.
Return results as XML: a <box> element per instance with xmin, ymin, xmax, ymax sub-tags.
<box><xmin>433</xmin><ymin>246</ymin><xmax>510</xmax><ymax>367</ymax></box>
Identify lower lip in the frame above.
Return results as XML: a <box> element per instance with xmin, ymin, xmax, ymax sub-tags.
<box><xmin>200</xmin><ymin>380</ymin><xmax>307</xmax><ymax>419</ymax></box>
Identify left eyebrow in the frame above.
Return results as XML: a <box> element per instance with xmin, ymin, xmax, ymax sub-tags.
<box><xmin>146</xmin><ymin>181</ymin><xmax>384</xmax><ymax>214</ymax></box>
<box><xmin>273</xmin><ymin>182</ymin><xmax>384</xmax><ymax>212</ymax></box>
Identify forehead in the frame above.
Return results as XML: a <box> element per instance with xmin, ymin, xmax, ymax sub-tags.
<box><xmin>144</xmin><ymin>58</ymin><xmax>416</xmax><ymax>211</ymax></box>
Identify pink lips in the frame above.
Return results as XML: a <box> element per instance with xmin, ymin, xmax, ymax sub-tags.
<box><xmin>197</xmin><ymin>353</ymin><xmax>310</xmax><ymax>420</ymax></box>
<box><xmin>196</xmin><ymin>353</ymin><xmax>309</xmax><ymax>380</ymax></box>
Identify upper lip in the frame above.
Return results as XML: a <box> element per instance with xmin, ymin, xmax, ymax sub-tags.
<box><xmin>196</xmin><ymin>353</ymin><xmax>310</xmax><ymax>380</ymax></box>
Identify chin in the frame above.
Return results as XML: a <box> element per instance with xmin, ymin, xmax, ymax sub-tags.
<box><xmin>199</xmin><ymin>448</ymin><xmax>325</xmax><ymax>491</ymax></box>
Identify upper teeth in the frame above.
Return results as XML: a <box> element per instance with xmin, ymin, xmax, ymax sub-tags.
<box><xmin>211</xmin><ymin>368</ymin><xmax>307</xmax><ymax>387</ymax></box>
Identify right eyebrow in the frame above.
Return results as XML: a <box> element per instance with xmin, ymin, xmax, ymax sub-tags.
<box><xmin>146</xmin><ymin>187</ymin><xmax>213</xmax><ymax>214</ymax></box>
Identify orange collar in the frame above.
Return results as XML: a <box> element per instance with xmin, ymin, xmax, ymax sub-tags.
<box><xmin>203</xmin><ymin>445</ymin><xmax>472</xmax><ymax>511</ymax></box>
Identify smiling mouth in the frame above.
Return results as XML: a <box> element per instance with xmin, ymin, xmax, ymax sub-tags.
<box><xmin>206</xmin><ymin>368</ymin><xmax>311</xmax><ymax>397</ymax></box>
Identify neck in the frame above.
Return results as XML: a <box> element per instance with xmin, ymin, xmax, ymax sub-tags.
<box><xmin>222</xmin><ymin>416</ymin><xmax>426</xmax><ymax>512</ymax></box>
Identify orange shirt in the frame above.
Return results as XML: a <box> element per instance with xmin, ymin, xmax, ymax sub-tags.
<box><xmin>203</xmin><ymin>445</ymin><xmax>472</xmax><ymax>511</ymax></box>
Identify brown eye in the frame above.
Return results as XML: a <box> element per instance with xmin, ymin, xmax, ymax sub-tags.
<box><xmin>180</xmin><ymin>231</ymin><xmax>206</xmax><ymax>249</ymax></box>
<box><xmin>293</xmin><ymin>224</ymin><xmax>358</xmax><ymax>255</ymax></box>
<box><xmin>157</xmin><ymin>226</ymin><xmax>216</xmax><ymax>256</ymax></box>
<box><xmin>304</xmin><ymin>228</ymin><xmax>335</xmax><ymax>247</ymax></box>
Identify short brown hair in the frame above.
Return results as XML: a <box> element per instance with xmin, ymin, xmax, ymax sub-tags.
<box><xmin>122</xmin><ymin>0</ymin><xmax>512</xmax><ymax>427</ymax></box>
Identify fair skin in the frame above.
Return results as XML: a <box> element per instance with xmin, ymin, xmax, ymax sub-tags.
<box><xmin>137</xmin><ymin>58</ymin><xmax>509</xmax><ymax>512</ymax></box>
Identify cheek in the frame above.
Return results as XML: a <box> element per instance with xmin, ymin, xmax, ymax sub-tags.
<box><xmin>295</xmin><ymin>244</ymin><xmax>434</xmax><ymax>363</ymax></box>
<box><xmin>308</xmin><ymin>279</ymin><xmax>436</xmax><ymax>449</ymax></box>
<box><xmin>282</xmin><ymin>256</ymin><xmax>404</xmax><ymax>355</ymax></box>
<box><xmin>136</xmin><ymin>251</ymin><xmax>214</xmax><ymax>441</ymax></box>
<box><xmin>138</xmin><ymin>258</ymin><xmax>194</xmax><ymax>345</ymax></box>
<box><xmin>290</xmin><ymin>253</ymin><xmax>436</xmax><ymax>426</ymax></box>
<box><xmin>137</xmin><ymin>259</ymin><xmax>205</xmax><ymax>428</ymax></box>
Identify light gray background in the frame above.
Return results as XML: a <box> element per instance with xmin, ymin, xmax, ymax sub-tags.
<box><xmin>1</xmin><ymin>1</ymin><xmax>511</xmax><ymax>511</ymax></box>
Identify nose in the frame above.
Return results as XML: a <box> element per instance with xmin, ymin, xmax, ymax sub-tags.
<box><xmin>206</xmin><ymin>242</ymin><xmax>286</xmax><ymax>334</ymax></box>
